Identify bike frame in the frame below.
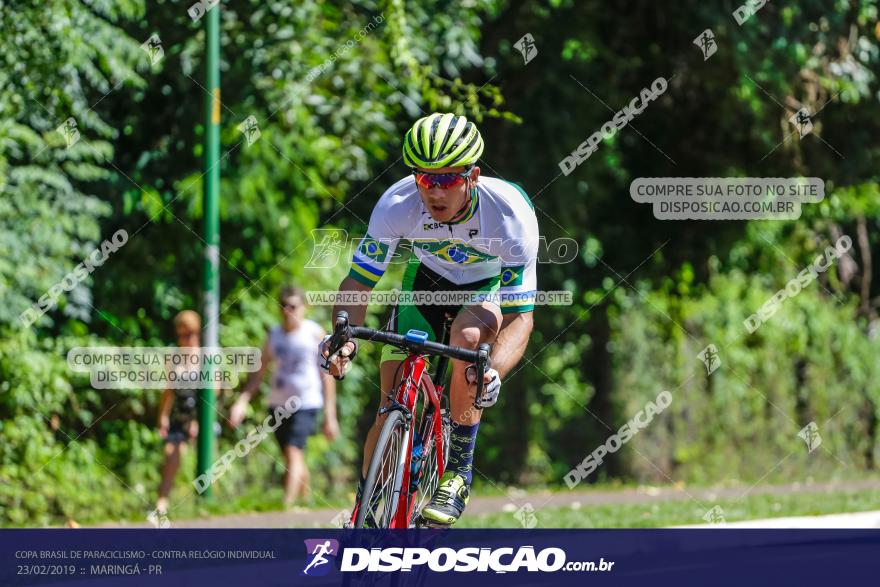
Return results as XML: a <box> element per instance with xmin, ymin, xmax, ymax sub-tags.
<box><xmin>328</xmin><ymin>310</ymin><xmax>488</xmax><ymax>529</ymax></box>
<box><xmin>386</xmin><ymin>352</ymin><xmax>448</xmax><ymax>528</ymax></box>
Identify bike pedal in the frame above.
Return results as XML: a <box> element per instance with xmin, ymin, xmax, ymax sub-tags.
<box><xmin>414</xmin><ymin>516</ymin><xmax>450</xmax><ymax>529</ymax></box>
<box><xmin>423</xmin><ymin>521</ymin><xmax>451</xmax><ymax>529</ymax></box>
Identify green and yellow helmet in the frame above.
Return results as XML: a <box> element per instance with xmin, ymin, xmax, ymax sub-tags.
<box><xmin>402</xmin><ymin>113</ymin><xmax>484</xmax><ymax>169</ymax></box>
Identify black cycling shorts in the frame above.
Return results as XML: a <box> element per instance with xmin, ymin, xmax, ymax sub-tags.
<box><xmin>380</xmin><ymin>259</ymin><xmax>499</xmax><ymax>363</ymax></box>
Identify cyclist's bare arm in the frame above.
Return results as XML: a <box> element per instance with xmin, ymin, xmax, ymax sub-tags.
<box><xmin>331</xmin><ymin>276</ymin><xmax>373</xmax><ymax>327</ymax></box>
<box><xmin>322</xmin><ymin>276</ymin><xmax>373</xmax><ymax>377</ymax></box>
<box><xmin>488</xmin><ymin>311</ymin><xmax>534</xmax><ymax>378</ymax></box>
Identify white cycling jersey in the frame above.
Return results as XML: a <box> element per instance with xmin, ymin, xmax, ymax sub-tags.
<box><xmin>348</xmin><ymin>175</ymin><xmax>540</xmax><ymax>314</ymax></box>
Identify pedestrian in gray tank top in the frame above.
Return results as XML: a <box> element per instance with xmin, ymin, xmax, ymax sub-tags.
<box><xmin>230</xmin><ymin>286</ymin><xmax>339</xmax><ymax>507</ymax></box>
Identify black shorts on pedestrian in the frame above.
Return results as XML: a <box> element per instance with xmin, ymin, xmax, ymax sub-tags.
<box><xmin>164</xmin><ymin>421</ymin><xmax>190</xmax><ymax>445</ymax></box>
<box><xmin>270</xmin><ymin>407</ymin><xmax>321</xmax><ymax>450</ymax></box>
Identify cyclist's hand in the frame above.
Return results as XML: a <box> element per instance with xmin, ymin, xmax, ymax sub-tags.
<box><xmin>466</xmin><ymin>366</ymin><xmax>501</xmax><ymax>407</ymax></box>
<box><xmin>319</xmin><ymin>336</ymin><xmax>357</xmax><ymax>379</ymax></box>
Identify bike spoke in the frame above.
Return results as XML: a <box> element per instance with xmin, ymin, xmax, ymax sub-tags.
<box><xmin>411</xmin><ymin>416</ymin><xmax>450</xmax><ymax>525</ymax></box>
<box><xmin>364</xmin><ymin>420</ymin><xmax>405</xmax><ymax>526</ymax></box>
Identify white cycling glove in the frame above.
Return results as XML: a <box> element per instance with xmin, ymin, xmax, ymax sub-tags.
<box><xmin>318</xmin><ymin>336</ymin><xmax>358</xmax><ymax>378</ymax></box>
<box><xmin>466</xmin><ymin>366</ymin><xmax>501</xmax><ymax>408</ymax></box>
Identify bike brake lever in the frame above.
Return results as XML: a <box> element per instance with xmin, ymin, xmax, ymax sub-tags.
<box><xmin>323</xmin><ymin>311</ymin><xmax>351</xmax><ymax>380</ymax></box>
<box><xmin>472</xmin><ymin>343</ymin><xmax>491</xmax><ymax>410</ymax></box>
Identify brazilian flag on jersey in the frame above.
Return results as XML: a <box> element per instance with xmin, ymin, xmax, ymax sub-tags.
<box><xmin>499</xmin><ymin>264</ymin><xmax>534</xmax><ymax>313</ymax></box>
<box><xmin>348</xmin><ymin>234</ymin><xmax>390</xmax><ymax>287</ymax></box>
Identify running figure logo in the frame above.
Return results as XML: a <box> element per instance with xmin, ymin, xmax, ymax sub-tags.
<box><xmin>56</xmin><ymin>118</ymin><xmax>80</xmax><ymax>148</ymax></box>
<box><xmin>514</xmin><ymin>33</ymin><xmax>538</xmax><ymax>65</ymax></box>
<box><xmin>798</xmin><ymin>421</ymin><xmax>822</xmax><ymax>453</ymax></box>
<box><xmin>140</xmin><ymin>34</ymin><xmax>164</xmax><ymax>66</ymax></box>
<box><xmin>306</xmin><ymin>229</ymin><xmax>348</xmax><ymax>269</ymax></box>
<box><xmin>237</xmin><ymin>115</ymin><xmax>261</xmax><ymax>146</ymax></box>
<box><xmin>702</xmin><ymin>505</ymin><xmax>726</xmax><ymax>525</ymax></box>
<box><xmin>302</xmin><ymin>539</ymin><xmax>339</xmax><ymax>576</ymax></box>
<box><xmin>693</xmin><ymin>29</ymin><xmax>717</xmax><ymax>61</ymax></box>
<box><xmin>697</xmin><ymin>344</ymin><xmax>721</xmax><ymax>375</ymax></box>
<box><xmin>789</xmin><ymin>107</ymin><xmax>813</xmax><ymax>138</ymax></box>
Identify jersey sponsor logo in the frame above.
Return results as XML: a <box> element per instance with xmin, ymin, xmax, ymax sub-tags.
<box><xmin>423</xmin><ymin>222</ymin><xmax>445</xmax><ymax>230</ymax></box>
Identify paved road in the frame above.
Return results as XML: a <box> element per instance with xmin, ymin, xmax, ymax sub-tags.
<box><xmin>96</xmin><ymin>478</ymin><xmax>880</xmax><ymax>528</ymax></box>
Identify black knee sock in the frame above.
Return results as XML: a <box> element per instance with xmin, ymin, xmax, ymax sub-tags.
<box><xmin>447</xmin><ymin>422</ymin><xmax>479</xmax><ymax>485</ymax></box>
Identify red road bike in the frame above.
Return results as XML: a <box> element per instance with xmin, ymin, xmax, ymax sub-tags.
<box><xmin>323</xmin><ymin>311</ymin><xmax>491</xmax><ymax>528</ymax></box>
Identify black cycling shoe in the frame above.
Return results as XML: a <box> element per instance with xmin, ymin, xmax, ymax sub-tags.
<box><xmin>420</xmin><ymin>472</ymin><xmax>469</xmax><ymax>526</ymax></box>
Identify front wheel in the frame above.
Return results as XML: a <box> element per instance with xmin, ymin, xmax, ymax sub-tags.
<box><xmin>355</xmin><ymin>409</ymin><xmax>409</xmax><ymax>528</ymax></box>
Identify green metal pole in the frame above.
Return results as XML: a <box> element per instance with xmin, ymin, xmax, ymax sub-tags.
<box><xmin>197</xmin><ymin>3</ymin><xmax>220</xmax><ymax>498</ymax></box>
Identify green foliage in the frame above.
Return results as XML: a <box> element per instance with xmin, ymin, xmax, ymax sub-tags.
<box><xmin>3</xmin><ymin>0</ymin><xmax>880</xmax><ymax>527</ymax></box>
<box><xmin>0</xmin><ymin>0</ymin><xmax>512</xmax><ymax>526</ymax></box>
<box><xmin>614</xmin><ymin>263</ymin><xmax>880</xmax><ymax>485</ymax></box>
<box><xmin>0</xmin><ymin>0</ymin><xmax>146</xmax><ymax>327</ymax></box>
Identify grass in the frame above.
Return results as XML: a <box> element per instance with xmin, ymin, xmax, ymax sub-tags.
<box><xmin>457</xmin><ymin>486</ymin><xmax>880</xmax><ymax>528</ymax></box>
<box><xmin>54</xmin><ymin>446</ymin><xmax>879</xmax><ymax>529</ymax></box>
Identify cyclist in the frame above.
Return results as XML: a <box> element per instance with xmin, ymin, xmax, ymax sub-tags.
<box><xmin>321</xmin><ymin>112</ymin><xmax>539</xmax><ymax>526</ymax></box>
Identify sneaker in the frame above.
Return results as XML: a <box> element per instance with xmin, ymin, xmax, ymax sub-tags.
<box><xmin>420</xmin><ymin>472</ymin><xmax>469</xmax><ymax>526</ymax></box>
